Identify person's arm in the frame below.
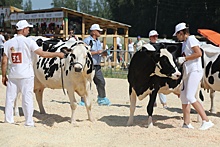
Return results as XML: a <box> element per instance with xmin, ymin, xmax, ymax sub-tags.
<box><xmin>34</xmin><ymin>48</ymin><xmax>65</xmax><ymax>58</ymax></box>
<box><xmin>178</xmin><ymin>46</ymin><xmax>202</xmax><ymax>65</ymax></box>
<box><xmin>185</xmin><ymin>46</ymin><xmax>202</xmax><ymax>61</ymax></box>
<box><xmin>1</xmin><ymin>53</ymin><xmax>8</xmax><ymax>86</ymax></box>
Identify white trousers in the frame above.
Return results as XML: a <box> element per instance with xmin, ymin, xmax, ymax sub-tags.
<box><xmin>5</xmin><ymin>77</ymin><xmax>34</xmax><ymax>126</ymax></box>
<box><xmin>180</xmin><ymin>70</ymin><xmax>203</xmax><ymax>104</ymax></box>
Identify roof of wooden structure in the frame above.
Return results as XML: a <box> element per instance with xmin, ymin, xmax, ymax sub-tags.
<box><xmin>19</xmin><ymin>7</ymin><xmax>131</xmax><ymax>31</ymax></box>
<box><xmin>9</xmin><ymin>6</ymin><xmax>23</xmax><ymax>12</ymax></box>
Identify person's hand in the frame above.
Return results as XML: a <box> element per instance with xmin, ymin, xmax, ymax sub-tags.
<box><xmin>2</xmin><ymin>76</ymin><xmax>8</xmax><ymax>86</ymax></box>
<box><xmin>58</xmin><ymin>52</ymin><xmax>65</xmax><ymax>59</ymax></box>
<box><xmin>101</xmin><ymin>50</ymin><xmax>108</xmax><ymax>56</ymax></box>
<box><xmin>97</xmin><ymin>50</ymin><xmax>103</xmax><ymax>55</ymax></box>
<box><xmin>177</xmin><ymin>57</ymin><xmax>186</xmax><ymax>65</ymax></box>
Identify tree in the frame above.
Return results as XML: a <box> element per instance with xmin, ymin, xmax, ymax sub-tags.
<box><xmin>23</xmin><ymin>0</ymin><xmax>32</xmax><ymax>11</ymax></box>
<box><xmin>51</xmin><ymin>0</ymin><xmax>77</xmax><ymax>10</ymax></box>
<box><xmin>78</xmin><ymin>0</ymin><xmax>92</xmax><ymax>13</ymax></box>
<box><xmin>0</xmin><ymin>0</ymin><xmax>23</xmax><ymax>9</ymax></box>
<box><xmin>92</xmin><ymin>0</ymin><xmax>112</xmax><ymax>19</ymax></box>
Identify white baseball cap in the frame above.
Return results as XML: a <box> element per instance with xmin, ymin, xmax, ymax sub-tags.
<box><xmin>90</xmin><ymin>24</ymin><xmax>103</xmax><ymax>31</ymax></box>
<box><xmin>173</xmin><ymin>22</ymin><xmax>188</xmax><ymax>36</ymax></box>
<box><xmin>149</xmin><ymin>30</ymin><xmax>159</xmax><ymax>37</ymax></box>
<box><xmin>16</xmin><ymin>20</ymin><xmax>33</xmax><ymax>30</ymax></box>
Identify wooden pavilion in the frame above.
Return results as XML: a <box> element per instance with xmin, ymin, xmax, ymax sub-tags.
<box><xmin>9</xmin><ymin>7</ymin><xmax>131</xmax><ymax>66</ymax></box>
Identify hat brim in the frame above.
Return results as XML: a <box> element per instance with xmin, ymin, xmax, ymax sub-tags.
<box><xmin>16</xmin><ymin>24</ymin><xmax>33</xmax><ymax>30</ymax></box>
<box><xmin>91</xmin><ymin>28</ymin><xmax>103</xmax><ymax>31</ymax></box>
<box><xmin>173</xmin><ymin>27</ymin><xmax>188</xmax><ymax>36</ymax></box>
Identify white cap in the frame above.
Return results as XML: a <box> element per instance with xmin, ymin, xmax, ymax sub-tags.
<box><xmin>173</xmin><ymin>22</ymin><xmax>188</xmax><ymax>36</ymax></box>
<box><xmin>90</xmin><ymin>24</ymin><xmax>103</xmax><ymax>31</ymax></box>
<box><xmin>149</xmin><ymin>30</ymin><xmax>159</xmax><ymax>37</ymax></box>
<box><xmin>16</xmin><ymin>20</ymin><xmax>33</xmax><ymax>30</ymax></box>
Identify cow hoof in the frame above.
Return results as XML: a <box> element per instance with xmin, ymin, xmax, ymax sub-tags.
<box><xmin>126</xmin><ymin>119</ymin><xmax>134</xmax><ymax>126</ymax></box>
<box><xmin>89</xmin><ymin>118</ymin><xmax>96</xmax><ymax>122</ymax></box>
<box><xmin>147</xmin><ymin>122</ymin><xmax>154</xmax><ymax>128</ymax></box>
<box><xmin>40</xmin><ymin>111</ymin><xmax>46</xmax><ymax>114</ymax></box>
<box><xmin>71</xmin><ymin>121</ymin><xmax>79</xmax><ymax>127</ymax></box>
<box><xmin>209</xmin><ymin>109</ymin><xmax>216</xmax><ymax>113</ymax></box>
<box><xmin>126</xmin><ymin>122</ymin><xmax>133</xmax><ymax>126</ymax></box>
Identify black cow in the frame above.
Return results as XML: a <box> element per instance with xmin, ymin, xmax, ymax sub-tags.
<box><xmin>127</xmin><ymin>43</ymin><xmax>182</xmax><ymax>127</ymax></box>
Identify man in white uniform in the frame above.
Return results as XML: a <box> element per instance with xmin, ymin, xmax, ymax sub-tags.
<box><xmin>1</xmin><ymin>20</ymin><xmax>64</xmax><ymax>127</ymax></box>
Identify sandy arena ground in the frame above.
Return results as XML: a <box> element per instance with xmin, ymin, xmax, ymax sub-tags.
<box><xmin>0</xmin><ymin>78</ymin><xmax>220</xmax><ymax>147</ymax></box>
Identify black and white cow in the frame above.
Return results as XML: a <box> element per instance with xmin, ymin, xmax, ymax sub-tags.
<box><xmin>200</xmin><ymin>44</ymin><xmax>220</xmax><ymax>113</ymax></box>
<box><xmin>31</xmin><ymin>37</ymin><xmax>94</xmax><ymax>124</ymax></box>
<box><xmin>127</xmin><ymin>43</ymin><xmax>182</xmax><ymax>127</ymax></box>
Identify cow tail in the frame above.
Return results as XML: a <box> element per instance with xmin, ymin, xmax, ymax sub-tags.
<box><xmin>60</xmin><ymin>59</ymin><xmax>66</xmax><ymax>95</ymax></box>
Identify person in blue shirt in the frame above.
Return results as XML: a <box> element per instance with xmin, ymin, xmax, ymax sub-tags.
<box><xmin>79</xmin><ymin>24</ymin><xmax>111</xmax><ymax>106</ymax></box>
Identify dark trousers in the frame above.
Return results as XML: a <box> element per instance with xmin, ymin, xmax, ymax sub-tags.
<box><xmin>93</xmin><ymin>65</ymin><xmax>106</xmax><ymax>98</ymax></box>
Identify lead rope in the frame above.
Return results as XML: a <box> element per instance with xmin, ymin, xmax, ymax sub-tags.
<box><xmin>60</xmin><ymin>58</ymin><xmax>66</xmax><ymax>95</ymax></box>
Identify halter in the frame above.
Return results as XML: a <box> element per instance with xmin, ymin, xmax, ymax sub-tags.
<box><xmin>60</xmin><ymin>43</ymin><xmax>89</xmax><ymax>95</ymax></box>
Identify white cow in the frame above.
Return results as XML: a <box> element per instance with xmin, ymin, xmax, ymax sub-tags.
<box><xmin>200</xmin><ymin>44</ymin><xmax>220</xmax><ymax>113</ymax></box>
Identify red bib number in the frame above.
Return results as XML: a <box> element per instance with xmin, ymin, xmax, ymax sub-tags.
<box><xmin>11</xmin><ymin>52</ymin><xmax>22</xmax><ymax>63</ymax></box>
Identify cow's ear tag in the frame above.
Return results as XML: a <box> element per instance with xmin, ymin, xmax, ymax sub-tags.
<box><xmin>142</xmin><ymin>44</ymin><xmax>156</xmax><ymax>51</ymax></box>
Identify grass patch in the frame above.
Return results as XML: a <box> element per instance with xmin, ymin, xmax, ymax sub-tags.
<box><xmin>102</xmin><ymin>68</ymin><xmax>128</xmax><ymax>79</ymax></box>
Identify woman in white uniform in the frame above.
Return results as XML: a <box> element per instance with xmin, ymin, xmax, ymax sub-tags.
<box><xmin>174</xmin><ymin>22</ymin><xmax>214</xmax><ymax>130</ymax></box>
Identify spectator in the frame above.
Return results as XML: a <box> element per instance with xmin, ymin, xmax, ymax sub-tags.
<box><xmin>117</xmin><ymin>36</ymin><xmax>123</xmax><ymax>63</ymax></box>
<box><xmin>128</xmin><ymin>38</ymin><xmax>134</xmax><ymax>61</ymax></box>
<box><xmin>174</xmin><ymin>22</ymin><xmax>214</xmax><ymax>130</ymax></box>
<box><xmin>1</xmin><ymin>20</ymin><xmax>64</xmax><ymax>127</ymax></box>
<box><xmin>133</xmin><ymin>35</ymin><xmax>146</xmax><ymax>51</ymax></box>
<box><xmin>67</xmin><ymin>30</ymin><xmax>79</xmax><ymax>41</ymax></box>
<box><xmin>80</xmin><ymin>24</ymin><xmax>111</xmax><ymax>106</ymax></box>
<box><xmin>149</xmin><ymin>30</ymin><xmax>168</xmax><ymax>109</ymax></box>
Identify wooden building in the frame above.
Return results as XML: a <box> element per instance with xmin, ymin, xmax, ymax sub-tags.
<box><xmin>9</xmin><ymin>7</ymin><xmax>131</xmax><ymax>65</ymax></box>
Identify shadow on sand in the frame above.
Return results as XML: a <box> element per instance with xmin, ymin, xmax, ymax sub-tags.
<box><xmin>98</xmin><ymin>114</ymin><xmax>182</xmax><ymax>129</ymax></box>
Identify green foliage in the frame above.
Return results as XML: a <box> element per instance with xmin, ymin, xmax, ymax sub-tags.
<box><xmin>23</xmin><ymin>0</ymin><xmax>32</xmax><ymax>11</ymax></box>
<box><xmin>107</xmin><ymin>0</ymin><xmax>220</xmax><ymax>38</ymax></box>
<box><xmin>0</xmin><ymin>0</ymin><xmax>23</xmax><ymax>9</ymax></box>
<box><xmin>51</xmin><ymin>0</ymin><xmax>77</xmax><ymax>10</ymax></box>
<box><xmin>102</xmin><ymin>68</ymin><xmax>128</xmax><ymax>79</ymax></box>
<box><xmin>51</xmin><ymin>0</ymin><xmax>111</xmax><ymax>19</ymax></box>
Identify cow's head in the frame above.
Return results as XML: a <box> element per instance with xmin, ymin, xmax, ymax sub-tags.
<box><xmin>62</xmin><ymin>41</ymin><xmax>93</xmax><ymax>74</ymax></box>
<box><xmin>142</xmin><ymin>43</ymin><xmax>181</xmax><ymax>80</ymax></box>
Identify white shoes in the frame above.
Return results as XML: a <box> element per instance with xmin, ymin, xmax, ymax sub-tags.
<box><xmin>199</xmin><ymin>120</ymin><xmax>214</xmax><ymax>130</ymax></box>
<box><xmin>182</xmin><ymin>123</ymin><xmax>194</xmax><ymax>129</ymax></box>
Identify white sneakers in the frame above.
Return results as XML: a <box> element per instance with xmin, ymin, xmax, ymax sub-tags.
<box><xmin>182</xmin><ymin>121</ymin><xmax>214</xmax><ymax>130</ymax></box>
<box><xmin>182</xmin><ymin>123</ymin><xmax>194</xmax><ymax>129</ymax></box>
<box><xmin>199</xmin><ymin>120</ymin><xmax>214</xmax><ymax>130</ymax></box>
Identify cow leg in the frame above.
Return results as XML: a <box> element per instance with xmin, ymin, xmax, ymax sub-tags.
<box><xmin>147</xmin><ymin>90</ymin><xmax>158</xmax><ymax>128</ymax></box>
<box><xmin>34</xmin><ymin>88</ymin><xmax>46</xmax><ymax>114</ymax></box>
<box><xmin>14</xmin><ymin>93</ymin><xmax>21</xmax><ymax>116</ymax></box>
<box><xmin>82</xmin><ymin>81</ymin><xmax>95</xmax><ymax>122</ymax></box>
<box><xmin>127</xmin><ymin>88</ymin><xmax>137</xmax><ymax>126</ymax></box>
<box><xmin>209</xmin><ymin>89</ymin><xmax>216</xmax><ymax>113</ymax></box>
<box><xmin>82</xmin><ymin>95</ymin><xmax>95</xmax><ymax>122</ymax></box>
<box><xmin>67</xmin><ymin>91</ymin><xmax>78</xmax><ymax>125</ymax></box>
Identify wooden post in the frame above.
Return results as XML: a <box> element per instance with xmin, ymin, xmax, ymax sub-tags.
<box><xmin>64</xmin><ymin>11</ymin><xmax>68</xmax><ymax>40</ymax></box>
<box><xmin>124</xmin><ymin>28</ymin><xmax>129</xmax><ymax>65</ymax></box>
<box><xmin>102</xmin><ymin>29</ymin><xmax>108</xmax><ymax>67</ymax></box>
<box><xmin>113</xmin><ymin>29</ymin><xmax>117</xmax><ymax>66</ymax></box>
<box><xmin>82</xmin><ymin>17</ymin><xmax>85</xmax><ymax>39</ymax></box>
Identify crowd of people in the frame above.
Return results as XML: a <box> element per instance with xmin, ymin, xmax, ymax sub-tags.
<box><xmin>0</xmin><ymin>19</ymin><xmax>214</xmax><ymax>130</ymax></box>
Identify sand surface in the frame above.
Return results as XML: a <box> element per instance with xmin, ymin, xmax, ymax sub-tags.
<box><xmin>0</xmin><ymin>78</ymin><xmax>220</xmax><ymax>147</ymax></box>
